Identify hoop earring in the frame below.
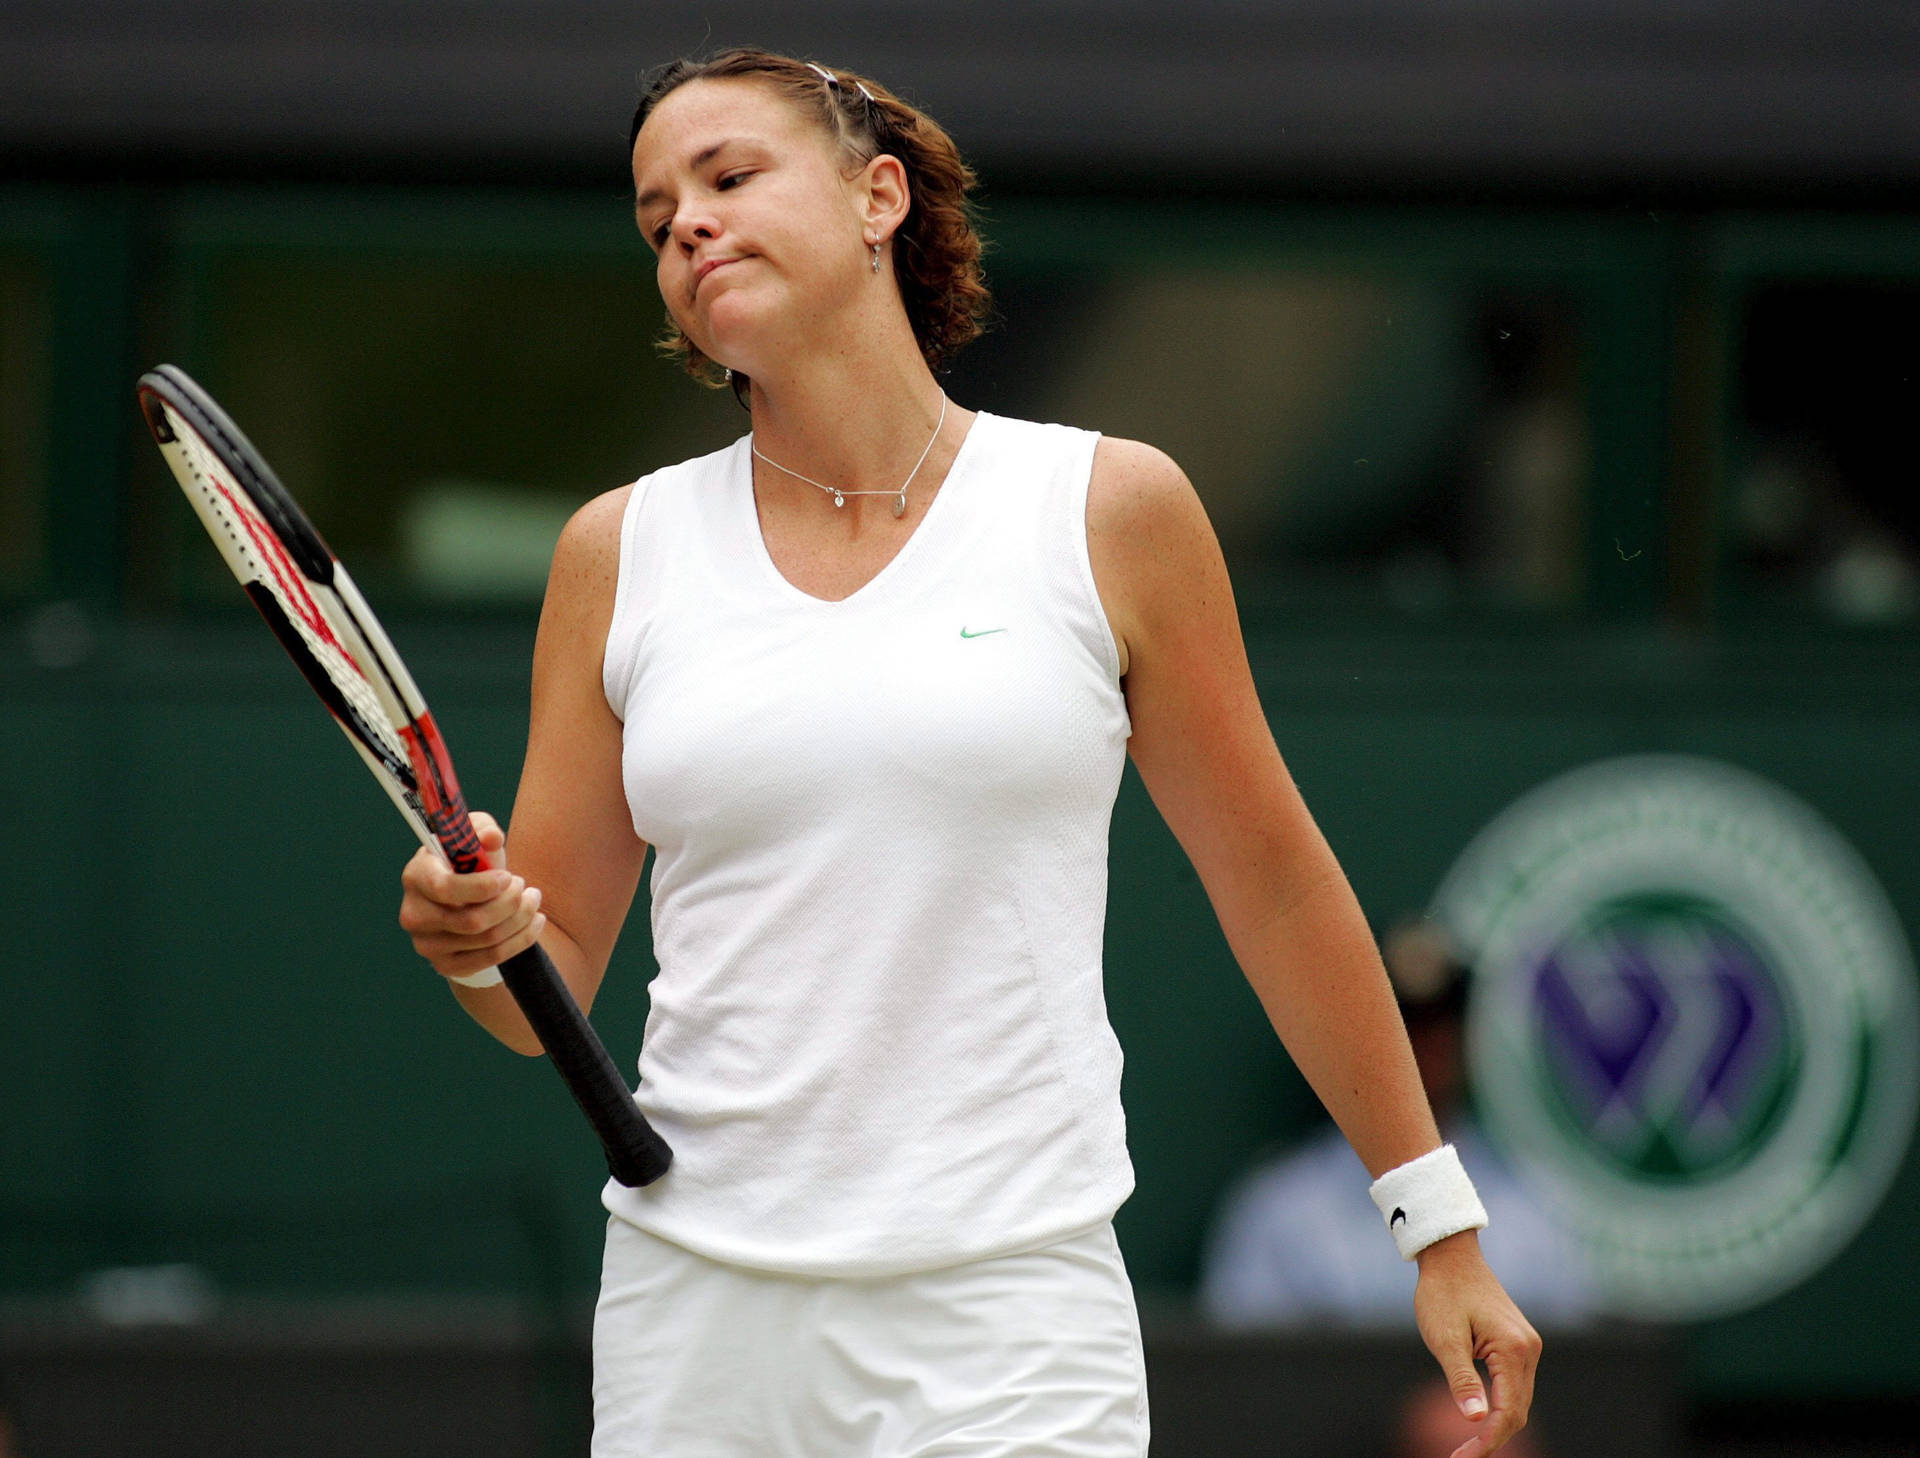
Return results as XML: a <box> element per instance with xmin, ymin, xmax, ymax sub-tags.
<box><xmin>871</xmin><ymin>241</ymin><xmax>881</xmax><ymax>274</ymax></box>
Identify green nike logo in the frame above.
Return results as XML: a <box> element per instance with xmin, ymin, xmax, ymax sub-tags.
<box><xmin>959</xmin><ymin>626</ymin><xmax>1007</xmax><ymax>639</ymax></box>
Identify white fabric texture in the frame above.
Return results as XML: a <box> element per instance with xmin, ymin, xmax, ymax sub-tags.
<box><xmin>591</xmin><ymin>1216</ymin><xmax>1149</xmax><ymax>1458</ymax></box>
<box><xmin>600</xmin><ymin>413</ymin><xmax>1134</xmax><ymax>1276</ymax></box>
<box><xmin>1368</xmin><ymin>1142</ymin><xmax>1488</xmax><ymax>1259</ymax></box>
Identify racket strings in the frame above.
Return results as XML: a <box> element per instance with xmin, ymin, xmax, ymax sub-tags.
<box><xmin>314</xmin><ymin>569</ymin><xmax>482</xmax><ymax>864</ymax></box>
<box><xmin>172</xmin><ymin>418</ymin><xmax>419</xmax><ymax>792</ymax></box>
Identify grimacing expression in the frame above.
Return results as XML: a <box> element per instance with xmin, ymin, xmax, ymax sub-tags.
<box><xmin>632</xmin><ymin>79</ymin><xmax>881</xmax><ymax>369</ymax></box>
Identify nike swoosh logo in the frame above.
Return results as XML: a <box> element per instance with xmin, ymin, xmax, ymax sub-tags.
<box><xmin>959</xmin><ymin>627</ymin><xmax>1007</xmax><ymax>639</ymax></box>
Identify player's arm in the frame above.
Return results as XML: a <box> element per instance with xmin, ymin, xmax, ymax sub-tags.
<box><xmin>400</xmin><ymin>486</ymin><xmax>650</xmax><ymax>1055</ymax></box>
<box><xmin>1086</xmin><ymin>437</ymin><xmax>1539</xmax><ymax>1457</ymax></box>
<box><xmin>1087</xmin><ymin>437</ymin><xmax>1434</xmax><ymax>1170</ymax></box>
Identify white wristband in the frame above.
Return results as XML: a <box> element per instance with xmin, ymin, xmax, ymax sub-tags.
<box><xmin>447</xmin><ymin>965</ymin><xmax>505</xmax><ymax>989</ymax></box>
<box><xmin>1368</xmin><ymin>1143</ymin><xmax>1489</xmax><ymax>1260</ymax></box>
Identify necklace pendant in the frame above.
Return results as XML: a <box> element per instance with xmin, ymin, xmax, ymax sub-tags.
<box><xmin>832</xmin><ymin>490</ymin><xmax>845</xmax><ymax>508</ymax></box>
<box><xmin>891</xmin><ymin>492</ymin><xmax>907</xmax><ymax>519</ymax></box>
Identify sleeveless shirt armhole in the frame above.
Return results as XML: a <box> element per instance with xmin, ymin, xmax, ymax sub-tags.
<box><xmin>1067</xmin><ymin>430</ymin><xmax>1126</xmax><ymax>688</ymax></box>
<box><xmin>600</xmin><ymin>474</ymin><xmax>652</xmax><ymax>721</ymax></box>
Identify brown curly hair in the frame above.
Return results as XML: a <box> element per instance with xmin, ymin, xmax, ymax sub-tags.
<box><xmin>629</xmin><ymin>49</ymin><xmax>991</xmax><ymax>392</ymax></box>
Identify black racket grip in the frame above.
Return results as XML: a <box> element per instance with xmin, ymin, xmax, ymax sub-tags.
<box><xmin>497</xmin><ymin>943</ymin><xmax>672</xmax><ymax>1186</ymax></box>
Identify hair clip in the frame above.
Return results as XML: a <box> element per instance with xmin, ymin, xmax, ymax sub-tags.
<box><xmin>854</xmin><ymin>81</ymin><xmax>876</xmax><ymax>103</ymax></box>
<box><xmin>805</xmin><ymin>62</ymin><xmax>842</xmax><ymax>90</ymax></box>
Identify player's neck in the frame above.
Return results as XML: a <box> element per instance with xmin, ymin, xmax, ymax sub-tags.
<box><xmin>745</xmin><ymin>336</ymin><xmax>948</xmax><ymax>495</ymax></box>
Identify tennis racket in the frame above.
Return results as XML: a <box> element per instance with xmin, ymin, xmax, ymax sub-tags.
<box><xmin>136</xmin><ymin>363</ymin><xmax>672</xmax><ymax>1188</ymax></box>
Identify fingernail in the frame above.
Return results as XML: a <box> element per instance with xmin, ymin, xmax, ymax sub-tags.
<box><xmin>527</xmin><ymin>887</ymin><xmax>543</xmax><ymax>911</ymax></box>
<box><xmin>1463</xmin><ymin>1396</ymin><xmax>1487</xmax><ymax>1418</ymax></box>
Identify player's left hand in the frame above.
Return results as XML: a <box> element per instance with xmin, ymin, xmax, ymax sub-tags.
<box><xmin>1411</xmin><ymin>1230</ymin><xmax>1542</xmax><ymax>1458</ymax></box>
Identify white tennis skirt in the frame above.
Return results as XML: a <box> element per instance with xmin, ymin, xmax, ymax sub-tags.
<box><xmin>592</xmin><ymin>1216</ymin><xmax>1150</xmax><ymax>1457</ymax></box>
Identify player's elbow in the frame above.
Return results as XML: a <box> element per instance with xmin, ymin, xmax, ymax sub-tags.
<box><xmin>485</xmin><ymin>1018</ymin><xmax>547</xmax><ymax>1057</ymax></box>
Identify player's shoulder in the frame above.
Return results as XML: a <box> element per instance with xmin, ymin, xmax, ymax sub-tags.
<box><xmin>1083</xmin><ymin>434</ymin><xmax>1213</xmax><ymax>588</ymax></box>
<box><xmin>537</xmin><ymin>485</ymin><xmax>629</xmax><ymax>701</ymax></box>
<box><xmin>552</xmin><ymin>437</ymin><xmax>745</xmax><ymax>581</ymax></box>
<box><xmin>635</xmin><ymin>435</ymin><xmax>750</xmax><ymax>500</ymax></box>
<box><xmin>969</xmin><ymin>416</ymin><xmax>1195</xmax><ymax>533</ymax></box>
<box><xmin>1089</xmin><ymin>434</ymin><xmax>1194</xmax><ymax>506</ymax></box>
<box><xmin>550</xmin><ymin>483</ymin><xmax>632</xmax><ymax>591</ymax></box>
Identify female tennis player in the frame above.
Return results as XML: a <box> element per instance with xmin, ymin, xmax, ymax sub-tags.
<box><xmin>399</xmin><ymin>47</ymin><xmax>1540</xmax><ymax>1458</ymax></box>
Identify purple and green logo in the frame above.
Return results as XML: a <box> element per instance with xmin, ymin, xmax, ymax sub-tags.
<box><xmin>1532</xmin><ymin>894</ymin><xmax>1800</xmax><ymax>1183</ymax></box>
<box><xmin>1439</xmin><ymin>757</ymin><xmax>1918</xmax><ymax>1320</ymax></box>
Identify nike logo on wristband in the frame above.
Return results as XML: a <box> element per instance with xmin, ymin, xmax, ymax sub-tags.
<box><xmin>1391</xmin><ymin>1207</ymin><xmax>1407</xmax><ymax>1228</ymax></box>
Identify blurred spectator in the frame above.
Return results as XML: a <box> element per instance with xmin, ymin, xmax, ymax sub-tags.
<box><xmin>1395</xmin><ymin>1377</ymin><xmax>1545</xmax><ymax>1458</ymax></box>
<box><xmin>1732</xmin><ymin>435</ymin><xmax>1919</xmax><ymax>624</ymax></box>
<box><xmin>1199</xmin><ymin>917</ymin><xmax>1596</xmax><ymax>1329</ymax></box>
<box><xmin>1731</xmin><ymin>282</ymin><xmax>1920</xmax><ymax>625</ymax></box>
<box><xmin>1461</xmin><ymin>293</ymin><xmax>1588</xmax><ymax>612</ymax></box>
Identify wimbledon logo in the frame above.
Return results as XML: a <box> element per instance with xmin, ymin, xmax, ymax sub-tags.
<box><xmin>1435</xmin><ymin>755</ymin><xmax>1919</xmax><ymax>1321</ymax></box>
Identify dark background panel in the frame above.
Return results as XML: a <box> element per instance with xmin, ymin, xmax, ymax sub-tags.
<box><xmin>3</xmin><ymin>1</ymin><xmax>1918</xmax><ymax>200</ymax></box>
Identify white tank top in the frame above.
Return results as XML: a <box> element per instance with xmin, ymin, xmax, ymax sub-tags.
<box><xmin>599</xmin><ymin>412</ymin><xmax>1134</xmax><ymax>1276</ymax></box>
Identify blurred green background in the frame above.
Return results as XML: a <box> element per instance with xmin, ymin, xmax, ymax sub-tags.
<box><xmin>8</xmin><ymin>184</ymin><xmax>1917</xmax><ymax>1380</ymax></box>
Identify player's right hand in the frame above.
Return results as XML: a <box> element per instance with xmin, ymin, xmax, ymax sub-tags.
<box><xmin>398</xmin><ymin>811</ymin><xmax>547</xmax><ymax>983</ymax></box>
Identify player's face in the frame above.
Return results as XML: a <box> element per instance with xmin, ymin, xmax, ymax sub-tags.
<box><xmin>632</xmin><ymin>79</ymin><xmax>870</xmax><ymax>374</ymax></box>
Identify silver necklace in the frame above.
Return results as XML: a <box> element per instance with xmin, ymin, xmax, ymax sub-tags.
<box><xmin>751</xmin><ymin>394</ymin><xmax>948</xmax><ymax>519</ymax></box>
